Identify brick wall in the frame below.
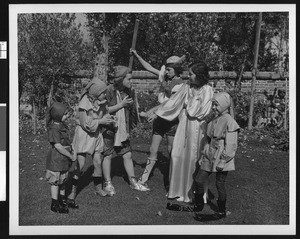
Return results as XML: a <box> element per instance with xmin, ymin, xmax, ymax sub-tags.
<box><xmin>131</xmin><ymin>71</ymin><xmax>289</xmax><ymax>100</ymax></box>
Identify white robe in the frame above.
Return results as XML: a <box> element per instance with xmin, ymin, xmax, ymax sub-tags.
<box><xmin>156</xmin><ymin>83</ymin><xmax>213</xmax><ymax>203</ymax></box>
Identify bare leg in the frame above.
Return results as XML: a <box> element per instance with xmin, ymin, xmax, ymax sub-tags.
<box><xmin>166</xmin><ymin>135</ymin><xmax>174</xmax><ymax>156</ymax></box>
<box><xmin>102</xmin><ymin>154</ymin><xmax>115</xmax><ymax>196</ymax></box>
<box><xmin>122</xmin><ymin>151</ymin><xmax>135</xmax><ymax>179</ymax></box>
<box><xmin>102</xmin><ymin>154</ymin><xmax>112</xmax><ymax>182</ymax></box>
<box><xmin>68</xmin><ymin>153</ymin><xmax>86</xmax><ymax>200</ymax></box>
<box><xmin>92</xmin><ymin>152</ymin><xmax>102</xmax><ymax>177</ymax></box>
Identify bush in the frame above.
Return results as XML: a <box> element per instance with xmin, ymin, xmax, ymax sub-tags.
<box><xmin>136</xmin><ymin>91</ymin><xmax>159</xmax><ymax>112</ymax></box>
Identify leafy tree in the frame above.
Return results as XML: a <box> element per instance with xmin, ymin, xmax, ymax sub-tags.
<box><xmin>18</xmin><ymin>13</ymin><xmax>91</xmax><ymax>132</ymax></box>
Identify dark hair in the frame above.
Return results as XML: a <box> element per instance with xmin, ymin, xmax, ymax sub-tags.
<box><xmin>172</xmin><ymin>64</ymin><xmax>184</xmax><ymax>76</ymax></box>
<box><xmin>113</xmin><ymin>76</ymin><xmax>125</xmax><ymax>91</ymax></box>
<box><xmin>189</xmin><ymin>61</ymin><xmax>209</xmax><ymax>85</ymax></box>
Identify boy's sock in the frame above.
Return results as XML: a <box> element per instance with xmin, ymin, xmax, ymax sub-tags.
<box><xmin>67</xmin><ymin>178</ymin><xmax>79</xmax><ymax>200</ymax></box>
<box><xmin>138</xmin><ymin>158</ymin><xmax>157</xmax><ymax>183</ymax></box>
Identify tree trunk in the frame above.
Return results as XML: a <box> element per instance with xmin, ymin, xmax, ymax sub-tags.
<box><xmin>93</xmin><ymin>20</ymin><xmax>109</xmax><ymax>84</ymax></box>
<box><xmin>248</xmin><ymin>12</ymin><xmax>262</xmax><ymax>130</ymax></box>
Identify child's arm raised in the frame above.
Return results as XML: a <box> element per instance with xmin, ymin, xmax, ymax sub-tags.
<box><xmin>130</xmin><ymin>49</ymin><xmax>160</xmax><ymax>76</ymax></box>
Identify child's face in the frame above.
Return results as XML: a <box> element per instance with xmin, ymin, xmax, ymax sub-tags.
<box><xmin>165</xmin><ymin>67</ymin><xmax>175</xmax><ymax>79</ymax></box>
<box><xmin>212</xmin><ymin>99</ymin><xmax>221</xmax><ymax>115</ymax></box>
<box><xmin>93</xmin><ymin>90</ymin><xmax>107</xmax><ymax>107</ymax></box>
<box><xmin>122</xmin><ymin>74</ymin><xmax>132</xmax><ymax>89</ymax></box>
<box><xmin>189</xmin><ymin>68</ymin><xmax>201</xmax><ymax>87</ymax></box>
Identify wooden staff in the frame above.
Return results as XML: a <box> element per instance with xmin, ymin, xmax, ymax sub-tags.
<box><xmin>128</xmin><ymin>19</ymin><xmax>139</xmax><ymax>72</ymax></box>
<box><xmin>129</xmin><ymin>19</ymin><xmax>140</xmax><ymax>122</ymax></box>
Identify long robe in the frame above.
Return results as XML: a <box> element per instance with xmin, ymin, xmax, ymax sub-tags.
<box><xmin>155</xmin><ymin>83</ymin><xmax>213</xmax><ymax>203</ymax></box>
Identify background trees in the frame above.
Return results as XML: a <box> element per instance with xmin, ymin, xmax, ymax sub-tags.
<box><xmin>18</xmin><ymin>11</ymin><xmax>289</xmax><ymax>133</ymax></box>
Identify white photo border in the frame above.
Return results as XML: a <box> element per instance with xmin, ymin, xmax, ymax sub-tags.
<box><xmin>9</xmin><ymin>3</ymin><xmax>296</xmax><ymax>235</ymax></box>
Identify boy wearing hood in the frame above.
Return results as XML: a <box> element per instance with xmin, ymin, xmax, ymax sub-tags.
<box><xmin>193</xmin><ymin>92</ymin><xmax>240</xmax><ymax>221</ymax></box>
<box><xmin>45</xmin><ymin>102</ymin><xmax>76</xmax><ymax>213</ymax></box>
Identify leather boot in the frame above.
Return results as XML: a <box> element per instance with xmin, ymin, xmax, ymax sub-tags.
<box><xmin>66</xmin><ymin>198</ymin><xmax>79</xmax><ymax>209</ymax></box>
<box><xmin>51</xmin><ymin>199</ymin><xmax>69</xmax><ymax>214</ymax></box>
<box><xmin>215</xmin><ymin>199</ymin><xmax>226</xmax><ymax>218</ymax></box>
<box><xmin>193</xmin><ymin>193</ymin><xmax>204</xmax><ymax>212</ymax></box>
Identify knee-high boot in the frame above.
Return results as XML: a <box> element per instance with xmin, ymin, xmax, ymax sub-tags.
<box><xmin>193</xmin><ymin>193</ymin><xmax>204</xmax><ymax>212</ymax></box>
<box><xmin>216</xmin><ymin>199</ymin><xmax>227</xmax><ymax>218</ymax></box>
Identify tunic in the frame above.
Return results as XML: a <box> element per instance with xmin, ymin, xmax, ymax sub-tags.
<box><xmin>72</xmin><ymin>94</ymin><xmax>106</xmax><ymax>155</ymax></box>
<box><xmin>156</xmin><ymin>83</ymin><xmax>213</xmax><ymax>203</ymax></box>
<box><xmin>201</xmin><ymin>113</ymin><xmax>240</xmax><ymax>172</ymax></box>
<box><xmin>46</xmin><ymin>122</ymin><xmax>71</xmax><ymax>172</ymax></box>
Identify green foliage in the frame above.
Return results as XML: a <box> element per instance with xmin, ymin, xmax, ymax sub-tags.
<box><xmin>85</xmin><ymin>12</ymin><xmax>288</xmax><ymax>73</ymax></box>
<box><xmin>130</xmin><ymin>91</ymin><xmax>159</xmax><ymax>139</ymax></box>
<box><xmin>18</xmin><ymin>13</ymin><xmax>92</xmax><ymax>111</ymax></box>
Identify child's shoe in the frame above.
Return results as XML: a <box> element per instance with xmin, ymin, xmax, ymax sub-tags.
<box><xmin>103</xmin><ymin>181</ymin><xmax>116</xmax><ymax>196</ymax></box>
<box><xmin>130</xmin><ymin>177</ymin><xmax>150</xmax><ymax>191</ymax></box>
<box><xmin>51</xmin><ymin>199</ymin><xmax>69</xmax><ymax>214</ymax></box>
<box><xmin>137</xmin><ymin>178</ymin><xmax>150</xmax><ymax>191</ymax></box>
<box><xmin>66</xmin><ymin>198</ymin><xmax>79</xmax><ymax>209</ymax></box>
<box><xmin>95</xmin><ymin>184</ymin><xmax>108</xmax><ymax>197</ymax></box>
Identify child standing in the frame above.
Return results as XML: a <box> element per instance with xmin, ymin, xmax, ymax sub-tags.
<box><xmin>130</xmin><ymin>49</ymin><xmax>186</xmax><ymax>189</ymax></box>
<box><xmin>154</xmin><ymin>61</ymin><xmax>213</xmax><ymax>204</ymax></box>
<box><xmin>45</xmin><ymin>102</ymin><xmax>76</xmax><ymax>213</ymax></box>
<box><xmin>67</xmin><ymin>79</ymin><xmax>114</xmax><ymax>206</ymax></box>
<box><xmin>101</xmin><ymin>65</ymin><xmax>149</xmax><ymax>196</ymax></box>
<box><xmin>193</xmin><ymin>92</ymin><xmax>240</xmax><ymax>221</ymax></box>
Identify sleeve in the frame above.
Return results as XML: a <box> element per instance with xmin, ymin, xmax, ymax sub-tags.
<box><xmin>186</xmin><ymin>85</ymin><xmax>214</xmax><ymax>120</ymax></box>
<box><xmin>155</xmin><ymin>83</ymin><xmax>189</xmax><ymax>121</ymax></box>
<box><xmin>157</xmin><ymin>92</ymin><xmax>169</xmax><ymax>104</ymax></box>
<box><xmin>78</xmin><ymin>109</ymin><xmax>100</xmax><ymax>133</ymax></box>
<box><xmin>220</xmin><ymin>130</ymin><xmax>238</xmax><ymax>162</ymax></box>
<box><xmin>48</xmin><ymin>128</ymin><xmax>61</xmax><ymax>145</ymax></box>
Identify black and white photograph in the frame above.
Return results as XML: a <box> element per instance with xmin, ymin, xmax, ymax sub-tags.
<box><xmin>9</xmin><ymin>3</ymin><xmax>296</xmax><ymax>236</ymax></box>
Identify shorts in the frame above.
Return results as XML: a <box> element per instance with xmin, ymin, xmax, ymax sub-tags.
<box><xmin>102</xmin><ymin>129</ymin><xmax>131</xmax><ymax>157</ymax></box>
<box><xmin>45</xmin><ymin>170</ymin><xmax>68</xmax><ymax>186</ymax></box>
<box><xmin>152</xmin><ymin>116</ymin><xmax>179</xmax><ymax>137</ymax></box>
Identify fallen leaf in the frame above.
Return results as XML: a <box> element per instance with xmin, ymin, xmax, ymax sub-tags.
<box><xmin>135</xmin><ymin>197</ymin><xmax>140</xmax><ymax>200</ymax></box>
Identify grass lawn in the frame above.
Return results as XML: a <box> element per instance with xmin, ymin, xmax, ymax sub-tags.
<box><xmin>18</xmin><ymin>129</ymin><xmax>289</xmax><ymax>226</ymax></box>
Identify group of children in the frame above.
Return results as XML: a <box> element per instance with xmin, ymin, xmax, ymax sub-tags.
<box><xmin>45</xmin><ymin>49</ymin><xmax>240</xmax><ymax>222</ymax></box>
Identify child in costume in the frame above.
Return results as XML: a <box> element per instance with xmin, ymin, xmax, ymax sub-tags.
<box><xmin>193</xmin><ymin>92</ymin><xmax>240</xmax><ymax>221</ymax></box>
<box><xmin>130</xmin><ymin>49</ymin><xmax>186</xmax><ymax>190</ymax></box>
<box><xmin>101</xmin><ymin>65</ymin><xmax>149</xmax><ymax>196</ymax></box>
<box><xmin>45</xmin><ymin>102</ymin><xmax>76</xmax><ymax>213</ymax></box>
<box><xmin>67</xmin><ymin>79</ymin><xmax>114</xmax><ymax>206</ymax></box>
<box><xmin>154</xmin><ymin>61</ymin><xmax>213</xmax><ymax>204</ymax></box>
